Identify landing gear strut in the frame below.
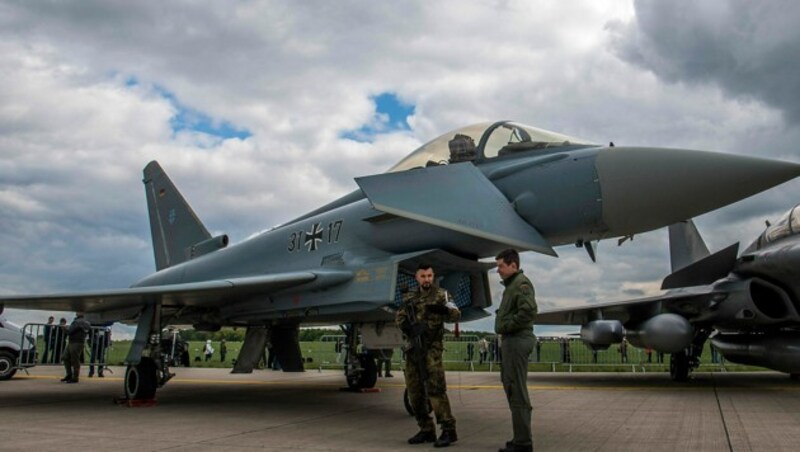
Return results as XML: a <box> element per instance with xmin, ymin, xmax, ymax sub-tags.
<box><xmin>123</xmin><ymin>303</ymin><xmax>173</xmax><ymax>400</ymax></box>
<box><xmin>342</xmin><ymin>324</ymin><xmax>377</xmax><ymax>390</ymax></box>
<box><xmin>669</xmin><ymin>349</ymin><xmax>690</xmax><ymax>382</ymax></box>
<box><xmin>670</xmin><ymin>328</ymin><xmax>710</xmax><ymax>382</ymax></box>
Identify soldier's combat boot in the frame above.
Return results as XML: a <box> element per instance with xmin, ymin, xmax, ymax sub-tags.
<box><xmin>498</xmin><ymin>443</ymin><xmax>532</xmax><ymax>452</ymax></box>
<box><xmin>434</xmin><ymin>430</ymin><xmax>457</xmax><ymax>448</ymax></box>
<box><xmin>60</xmin><ymin>375</ymin><xmax>71</xmax><ymax>382</ymax></box>
<box><xmin>407</xmin><ymin>430</ymin><xmax>436</xmax><ymax>444</ymax></box>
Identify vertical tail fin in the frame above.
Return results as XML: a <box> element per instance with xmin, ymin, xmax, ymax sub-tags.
<box><xmin>668</xmin><ymin>220</ymin><xmax>710</xmax><ymax>273</ymax></box>
<box><xmin>143</xmin><ymin>161</ymin><xmax>211</xmax><ymax>270</ymax></box>
<box><xmin>662</xmin><ymin>219</ymin><xmax>739</xmax><ymax>290</ymax></box>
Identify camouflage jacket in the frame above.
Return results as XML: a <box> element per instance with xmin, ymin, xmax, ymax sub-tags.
<box><xmin>396</xmin><ymin>286</ymin><xmax>460</xmax><ymax>349</ymax></box>
<box><xmin>494</xmin><ymin>270</ymin><xmax>537</xmax><ymax>337</ymax></box>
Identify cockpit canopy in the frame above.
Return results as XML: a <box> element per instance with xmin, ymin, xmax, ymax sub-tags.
<box><xmin>744</xmin><ymin>204</ymin><xmax>800</xmax><ymax>252</ymax></box>
<box><xmin>388</xmin><ymin>121</ymin><xmax>595</xmax><ymax>173</ymax></box>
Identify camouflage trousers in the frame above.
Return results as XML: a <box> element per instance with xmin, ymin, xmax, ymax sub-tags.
<box><xmin>404</xmin><ymin>346</ymin><xmax>456</xmax><ymax>432</ymax></box>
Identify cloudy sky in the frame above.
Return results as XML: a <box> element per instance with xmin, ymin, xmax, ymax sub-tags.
<box><xmin>1</xmin><ymin>1</ymin><xmax>799</xmax><ymax>336</ymax></box>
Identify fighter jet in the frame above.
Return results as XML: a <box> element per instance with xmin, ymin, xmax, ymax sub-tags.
<box><xmin>1</xmin><ymin>120</ymin><xmax>799</xmax><ymax>399</ymax></box>
<box><xmin>538</xmin><ymin>209</ymin><xmax>800</xmax><ymax>381</ymax></box>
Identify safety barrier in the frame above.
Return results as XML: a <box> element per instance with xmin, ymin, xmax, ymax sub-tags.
<box><xmin>15</xmin><ymin>330</ymin><xmax>726</xmax><ymax>374</ymax></box>
<box><xmin>19</xmin><ymin>323</ymin><xmax>113</xmax><ymax>375</ymax></box>
<box><xmin>303</xmin><ymin>336</ymin><xmax>727</xmax><ymax>373</ymax></box>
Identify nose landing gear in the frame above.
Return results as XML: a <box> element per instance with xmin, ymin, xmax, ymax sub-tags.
<box><xmin>342</xmin><ymin>323</ymin><xmax>377</xmax><ymax>390</ymax></box>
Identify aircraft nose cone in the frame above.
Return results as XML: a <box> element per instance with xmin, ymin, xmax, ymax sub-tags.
<box><xmin>596</xmin><ymin>147</ymin><xmax>800</xmax><ymax>235</ymax></box>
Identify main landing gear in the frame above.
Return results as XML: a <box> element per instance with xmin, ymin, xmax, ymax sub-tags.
<box><xmin>669</xmin><ymin>349</ymin><xmax>690</xmax><ymax>382</ymax></box>
<box><xmin>670</xmin><ymin>328</ymin><xmax>710</xmax><ymax>382</ymax></box>
<box><xmin>123</xmin><ymin>304</ymin><xmax>174</xmax><ymax>400</ymax></box>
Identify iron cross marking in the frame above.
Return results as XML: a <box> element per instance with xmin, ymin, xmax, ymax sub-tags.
<box><xmin>304</xmin><ymin>222</ymin><xmax>323</xmax><ymax>251</ymax></box>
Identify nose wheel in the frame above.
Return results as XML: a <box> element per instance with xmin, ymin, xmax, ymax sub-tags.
<box><xmin>342</xmin><ymin>323</ymin><xmax>378</xmax><ymax>390</ymax></box>
<box><xmin>345</xmin><ymin>353</ymin><xmax>378</xmax><ymax>390</ymax></box>
<box><xmin>669</xmin><ymin>350</ymin><xmax>690</xmax><ymax>381</ymax></box>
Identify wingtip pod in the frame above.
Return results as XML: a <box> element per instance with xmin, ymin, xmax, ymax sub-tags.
<box><xmin>596</xmin><ymin>147</ymin><xmax>800</xmax><ymax>236</ymax></box>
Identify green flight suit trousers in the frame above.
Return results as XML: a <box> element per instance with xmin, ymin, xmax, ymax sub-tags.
<box><xmin>501</xmin><ymin>334</ymin><xmax>534</xmax><ymax>447</ymax></box>
<box><xmin>63</xmin><ymin>342</ymin><xmax>83</xmax><ymax>379</ymax></box>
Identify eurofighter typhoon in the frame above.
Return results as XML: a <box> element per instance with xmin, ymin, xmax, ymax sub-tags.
<box><xmin>2</xmin><ymin>121</ymin><xmax>799</xmax><ymax>399</ymax></box>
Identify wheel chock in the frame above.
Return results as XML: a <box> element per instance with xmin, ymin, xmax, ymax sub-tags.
<box><xmin>113</xmin><ymin>396</ymin><xmax>158</xmax><ymax>407</ymax></box>
<box><xmin>338</xmin><ymin>387</ymin><xmax>382</xmax><ymax>393</ymax></box>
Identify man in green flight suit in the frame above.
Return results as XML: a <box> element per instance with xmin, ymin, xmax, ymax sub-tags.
<box><xmin>396</xmin><ymin>263</ymin><xmax>461</xmax><ymax>448</ymax></box>
<box><xmin>62</xmin><ymin>313</ymin><xmax>90</xmax><ymax>383</ymax></box>
<box><xmin>495</xmin><ymin>249</ymin><xmax>537</xmax><ymax>452</ymax></box>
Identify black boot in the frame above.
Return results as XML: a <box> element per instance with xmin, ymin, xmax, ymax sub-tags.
<box><xmin>499</xmin><ymin>443</ymin><xmax>532</xmax><ymax>452</ymax></box>
<box><xmin>60</xmin><ymin>375</ymin><xmax>72</xmax><ymax>382</ymax></box>
<box><xmin>407</xmin><ymin>430</ymin><xmax>436</xmax><ymax>444</ymax></box>
<box><xmin>434</xmin><ymin>430</ymin><xmax>457</xmax><ymax>448</ymax></box>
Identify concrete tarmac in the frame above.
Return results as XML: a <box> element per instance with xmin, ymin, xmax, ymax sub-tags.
<box><xmin>1</xmin><ymin>366</ymin><xmax>799</xmax><ymax>451</ymax></box>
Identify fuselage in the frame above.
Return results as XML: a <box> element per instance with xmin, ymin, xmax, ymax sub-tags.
<box><xmin>730</xmin><ymin>207</ymin><xmax>800</xmax><ymax>328</ymax></box>
<box><xmin>132</xmin><ymin>121</ymin><xmax>800</xmax><ymax>326</ymax></box>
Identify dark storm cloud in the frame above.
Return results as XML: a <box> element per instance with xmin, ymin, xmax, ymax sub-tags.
<box><xmin>611</xmin><ymin>0</ymin><xmax>800</xmax><ymax>125</ymax></box>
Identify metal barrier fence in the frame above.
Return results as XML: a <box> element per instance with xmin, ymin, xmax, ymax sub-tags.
<box><xmin>19</xmin><ymin>323</ymin><xmax>113</xmax><ymax>375</ymax></box>
<box><xmin>13</xmin><ymin>328</ymin><xmax>725</xmax><ymax>374</ymax></box>
<box><xmin>304</xmin><ymin>336</ymin><xmax>726</xmax><ymax>373</ymax></box>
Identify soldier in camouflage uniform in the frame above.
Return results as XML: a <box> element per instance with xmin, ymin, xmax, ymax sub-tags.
<box><xmin>495</xmin><ymin>249</ymin><xmax>537</xmax><ymax>452</ymax></box>
<box><xmin>396</xmin><ymin>264</ymin><xmax>460</xmax><ymax>448</ymax></box>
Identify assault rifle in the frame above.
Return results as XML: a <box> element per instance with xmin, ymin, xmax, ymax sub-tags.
<box><xmin>404</xmin><ymin>299</ymin><xmax>429</xmax><ymax>390</ymax></box>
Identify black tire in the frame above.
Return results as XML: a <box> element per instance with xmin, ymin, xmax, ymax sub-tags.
<box><xmin>670</xmin><ymin>350</ymin><xmax>690</xmax><ymax>382</ymax></box>
<box><xmin>125</xmin><ymin>357</ymin><xmax>157</xmax><ymax>400</ymax></box>
<box><xmin>346</xmin><ymin>354</ymin><xmax>378</xmax><ymax>389</ymax></box>
<box><xmin>0</xmin><ymin>351</ymin><xmax>17</xmax><ymax>381</ymax></box>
